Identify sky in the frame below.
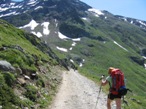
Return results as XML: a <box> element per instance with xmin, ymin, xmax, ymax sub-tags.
<box><xmin>80</xmin><ymin>0</ymin><xmax>146</xmax><ymax>21</ymax></box>
<box><xmin>12</xmin><ymin>0</ymin><xmax>146</xmax><ymax>21</ymax></box>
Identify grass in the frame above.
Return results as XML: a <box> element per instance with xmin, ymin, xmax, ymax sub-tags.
<box><xmin>0</xmin><ymin>19</ymin><xmax>63</xmax><ymax>109</ymax></box>
<box><xmin>58</xmin><ymin>19</ymin><xmax>146</xmax><ymax>108</ymax></box>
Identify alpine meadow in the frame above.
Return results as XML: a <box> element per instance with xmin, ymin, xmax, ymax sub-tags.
<box><xmin>0</xmin><ymin>0</ymin><xmax>146</xmax><ymax>109</ymax></box>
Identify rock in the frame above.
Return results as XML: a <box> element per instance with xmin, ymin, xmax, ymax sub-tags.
<box><xmin>17</xmin><ymin>78</ymin><xmax>26</xmax><ymax>85</ymax></box>
<box><xmin>24</xmin><ymin>75</ymin><xmax>30</xmax><ymax>80</ymax></box>
<box><xmin>0</xmin><ymin>60</ymin><xmax>15</xmax><ymax>71</ymax></box>
<box><xmin>15</xmin><ymin>67</ymin><xmax>23</xmax><ymax>75</ymax></box>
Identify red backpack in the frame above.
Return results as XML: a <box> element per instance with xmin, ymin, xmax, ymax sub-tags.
<box><xmin>110</xmin><ymin>69</ymin><xmax>125</xmax><ymax>95</ymax></box>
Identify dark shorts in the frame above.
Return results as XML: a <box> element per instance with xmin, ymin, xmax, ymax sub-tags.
<box><xmin>108</xmin><ymin>93</ymin><xmax>122</xmax><ymax>100</ymax></box>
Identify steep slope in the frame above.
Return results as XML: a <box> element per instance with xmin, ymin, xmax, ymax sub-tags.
<box><xmin>0</xmin><ymin>19</ymin><xmax>67</xmax><ymax>109</ymax></box>
<box><xmin>0</xmin><ymin>0</ymin><xmax>146</xmax><ymax>108</ymax></box>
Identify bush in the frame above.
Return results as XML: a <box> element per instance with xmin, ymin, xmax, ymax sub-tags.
<box><xmin>3</xmin><ymin>72</ymin><xmax>16</xmax><ymax>87</ymax></box>
<box><xmin>24</xmin><ymin>85</ymin><xmax>37</xmax><ymax>102</ymax></box>
<box><xmin>36</xmin><ymin>76</ymin><xmax>45</xmax><ymax>87</ymax></box>
<box><xmin>0</xmin><ymin>73</ymin><xmax>21</xmax><ymax>108</ymax></box>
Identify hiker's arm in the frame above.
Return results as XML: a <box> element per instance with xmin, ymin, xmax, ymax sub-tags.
<box><xmin>101</xmin><ymin>79</ymin><xmax>108</xmax><ymax>86</ymax></box>
<box><xmin>101</xmin><ymin>76</ymin><xmax>110</xmax><ymax>86</ymax></box>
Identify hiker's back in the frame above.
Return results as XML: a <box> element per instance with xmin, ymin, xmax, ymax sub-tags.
<box><xmin>110</xmin><ymin>69</ymin><xmax>125</xmax><ymax>95</ymax></box>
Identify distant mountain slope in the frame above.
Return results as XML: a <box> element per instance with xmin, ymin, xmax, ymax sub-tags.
<box><xmin>0</xmin><ymin>0</ymin><xmax>146</xmax><ymax>108</ymax></box>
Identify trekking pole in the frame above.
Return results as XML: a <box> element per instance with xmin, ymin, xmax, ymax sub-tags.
<box><xmin>94</xmin><ymin>84</ymin><xmax>102</xmax><ymax>109</ymax></box>
<box><xmin>94</xmin><ymin>75</ymin><xmax>105</xmax><ymax>109</ymax></box>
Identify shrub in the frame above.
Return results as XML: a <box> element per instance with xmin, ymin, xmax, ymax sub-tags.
<box><xmin>24</xmin><ymin>85</ymin><xmax>37</xmax><ymax>102</ymax></box>
<box><xmin>0</xmin><ymin>73</ymin><xmax>21</xmax><ymax>108</ymax></box>
<box><xmin>3</xmin><ymin>72</ymin><xmax>16</xmax><ymax>87</ymax></box>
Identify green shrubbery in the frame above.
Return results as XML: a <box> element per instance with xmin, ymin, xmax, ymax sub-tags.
<box><xmin>24</xmin><ymin>85</ymin><xmax>37</xmax><ymax>102</ymax></box>
<box><xmin>0</xmin><ymin>73</ymin><xmax>21</xmax><ymax>109</ymax></box>
<box><xmin>0</xmin><ymin>19</ymin><xmax>62</xmax><ymax>108</ymax></box>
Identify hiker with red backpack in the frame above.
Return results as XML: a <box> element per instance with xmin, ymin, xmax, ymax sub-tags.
<box><xmin>101</xmin><ymin>67</ymin><xmax>128</xmax><ymax>109</ymax></box>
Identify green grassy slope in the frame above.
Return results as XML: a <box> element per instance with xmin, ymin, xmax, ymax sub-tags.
<box><xmin>58</xmin><ymin>15</ymin><xmax>146</xmax><ymax>108</ymax></box>
<box><xmin>0</xmin><ymin>19</ymin><xmax>63</xmax><ymax>109</ymax></box>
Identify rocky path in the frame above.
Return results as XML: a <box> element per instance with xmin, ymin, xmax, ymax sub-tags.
<box><xmin>49</xmin><ymin>69</ymin><xmax>116</xmax><ymax>109</ymax></box>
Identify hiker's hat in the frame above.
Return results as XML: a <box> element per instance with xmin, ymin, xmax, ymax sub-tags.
<box><xmin>108</xmin><ymin>67</ymin><xmax>115</xmax><ymax>74</ymax></box>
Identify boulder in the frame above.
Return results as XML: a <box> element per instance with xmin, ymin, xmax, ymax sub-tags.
<box><xmin>0</xmin><ymin>60</ymin><xmax>15</xmax><ymax>71</ymax></box>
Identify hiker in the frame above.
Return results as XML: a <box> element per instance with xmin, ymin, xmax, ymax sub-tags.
<box><xmin>101</xmin><ymin>67</ymin><xmax>124</xmax><ymax>109</ymax></box>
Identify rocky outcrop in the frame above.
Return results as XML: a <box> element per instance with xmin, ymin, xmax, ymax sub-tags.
<box><xmin>130</xmin><ymin>56</ymin><xmax>145</xmax><ymax>66</ymax></box>
<box><xmin>0</xmin><ymin>60</ymin><xmax>15</xmax><ymax>71</ymax></box>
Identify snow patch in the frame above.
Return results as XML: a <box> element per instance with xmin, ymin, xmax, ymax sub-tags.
<box><xmin>20</xmin><ymin>19</ymin><xmax>39</xmax><ymax>30</ymax></box>
<box><xmin>72</xmin><ymin>42</ymin><xmax>76</xmax><ymax>46</ymax></box>
<box><xmin>122</xmin><ymin>17</ymin><xmax>127</xmax><ymax>21</ymax></box>
<box><xmin>58</xmin><ymin>32</ymin><xmax>81</xmax><ymax>42</ymax></box>
<box><xmin>31</xmin><ymin>31</ymin><xmax>42</xmax><ymax>38</ymax></box>
<box><xmin>0</xmin><ymin>11</ymin><xmax>20</xmax><ymax>17</ymax></box>
<box><xmin>113</xmin><ymin>41</ymin><xmax>128</xmax><ymax>51</ymax></box>
<box><xmin>139</xmin><ymin>20</ymin><xmax>146</xmax><ymax>26</ymax></box>
<box><xmin>79</xmin><ymin>59</ymin><xmax>85</xmax><ymax>67</ymax></box>
<box><xmin>0</xmin><ymin>7</ymin><xmax>9</xmax><ymax>12</ymax></box>
<box><xmin>142</xmin><ymin>56</ymin><xmax>146</xmax><ymax>59</ymax></box>
<box><xmin>41</xmin><ymin>22</ymin><xmax>50</xmax><ymax>35</ymax></box>
<box><xmin>70</xmin><ymin>59</ymin><xmax>74</xmax><ymax>63</ymax></box>
<box><xmin>27</xmin><ymin>0</ymin><xmax>37</xmax><ymax>5</ymax></box>
<box><xmin>56</xmin><ymin>46</ymin><xmax>68</xmax><ymax>52</ymax></box>
<box><xmin>72</xmin><ymin>38</ymin><xmax>81</xmax><ymax>41</ymax></box>
<box><xmin>88</xmin><ymin>8</ymin><xmax>104</xmax><ymax>17</ymax></box>
<box><xmin>34</xmin><ymin>6</ymin><xmax>43</xmax><ymax>10</ymax></box>
<box><xmin>58</xmin><ymin>32</ymin><xmax>70</xmax><ymax>39</ymax></box>
<box><xmin>82</xmin><ymin>17</ymin><xmax>88</xmax><ymax>21</ymax></box>
<box><xmin>79</xmin><ymin>63</ymin><xmax>83</xmax><ymax>67</ymax></box>
<box><xmin>144</xmin><ymin>64</ymin><xmax>146</xmax><ymax>69</ymax></box>
<box><xmin>69</xmin><ymin>47</ymin><xmax>73</xmax><ymax>50</ymax></box>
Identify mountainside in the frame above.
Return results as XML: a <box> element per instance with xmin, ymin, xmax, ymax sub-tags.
<box><xmin>1</xmin><ymin>0</ymin><xmax>146</xmax><ymax>108</ymax></box>
<box><xmin>0</xmin><ymin>19</ymin><xmax>70</xmax><ymax>109</ymax></box>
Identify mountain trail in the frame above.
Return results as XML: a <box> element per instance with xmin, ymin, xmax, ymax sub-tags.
<box><xmin>49</xmin><ymin>69</ymin><xmax>116</xmax><ymax>109</ymax></box>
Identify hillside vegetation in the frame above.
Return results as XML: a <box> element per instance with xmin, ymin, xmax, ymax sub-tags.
<box><xmin>69</xmin><ymin>16</ymin><xmax>146</xmax><ymax>108</ymax></box>
<box><xmin>0</xmin><ymin>19</ymin><xmax>66</xmax><ymax>109</ymax></box>
<box><xmin>53</xmin><ymin>12</ymin><xmax>146</xmax><ymax>108</ymax></box>
<box><xmin>1</xmin><ymin>0</ymin><xmax>146</xmax><ymax>108</ymax></box>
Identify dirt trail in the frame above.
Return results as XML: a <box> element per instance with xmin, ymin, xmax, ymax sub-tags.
<box><xmin>49</xmin><ymin>69</ymin><xmax>116</xmax><ymax>109</ymax></box>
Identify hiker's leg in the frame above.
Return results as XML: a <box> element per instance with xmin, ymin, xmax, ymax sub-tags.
<box><xmin>115</xmin><ymin>98</ymin><xmax>121</xmax><ymax>109</ymax></box>
<box><xmin>107</xmin><ymin>98</ymin><xmax>112</xmax><ymax>109</ymax></box>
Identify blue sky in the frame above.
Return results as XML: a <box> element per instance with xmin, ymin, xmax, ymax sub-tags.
<box><xmin>80</xmin><ymin>0</ymin><xmax>146</xmax><ymax>21</ymax></box>
<box><xmin>13</xmin><ymin>0</ymin><xmax>146</xmax><ymax>21</ymax></box>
